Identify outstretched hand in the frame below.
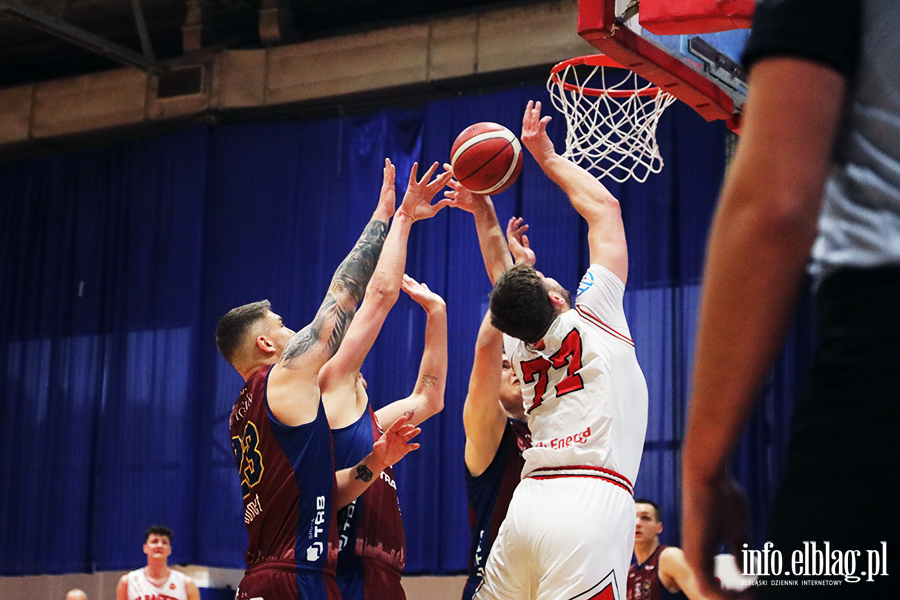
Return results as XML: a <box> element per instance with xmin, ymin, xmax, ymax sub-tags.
<box><xmin>378</xmin><ymin>158</ymin><xmax>397</xmax><ymax>218</ymax></box>
<box><xmin>507</xmin><ymin>216</ymin><xmax>536</xmax><ymax>266</ymax></box>
<box><xmin>521</xmin><ymin>100</ymin><xmax>557</xmax><ymax>165</ymax></box>
<box><xmin>371</xmin><ymin>413</ymin><xmax>421</xmax><ymax>469</ymax></box>
<box><xmin>401</xmin><ymin>274</ymin><xmax>446</xmax><ymax>314</ymax></box>
<box><xmin>442</xmin><ymin>166</ymin><xmax>491</xmax><ymax>213</ymax></box>
<box><xmin>397</xmin><ymin>162</ymin><xmax>454</xmax><ymax>221</ymax></box>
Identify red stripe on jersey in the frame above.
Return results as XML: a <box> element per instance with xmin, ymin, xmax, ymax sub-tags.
<box><xmin>575</xmin><ymin>306</ymin><xmax>634</xmax><ymax>347</ymax></box>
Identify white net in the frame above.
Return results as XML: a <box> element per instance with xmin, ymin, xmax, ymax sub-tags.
<box><xmin>547</xmin><ymin>57</ymin><xmax>677</xmax><ymax>183</ymax></box>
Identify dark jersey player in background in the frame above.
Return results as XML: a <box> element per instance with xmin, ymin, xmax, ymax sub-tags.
<box><xmin>216</xmin><ymin>160</ymin><xmax>427</xmax><ymax>600</ymax></box>
<box><xmin>319</xmin><ymin>159</ymin><xmax>451</xmax><ymax>600</ymax></box>
<box><xmin>444</xmin><ymin>177</ymin><xmax>538</xmax><ymax>600</ymax></box>
<box><xmin>628</xmin><ymin>500</ymin><xmax>709</xmax><ymax>600</ymax></box>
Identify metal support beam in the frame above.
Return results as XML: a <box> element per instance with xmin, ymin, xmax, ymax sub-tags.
<box><xmin>130</xmin><ymin>0</ymin><xmax>156</xmax><ymax>61</ymax></box>
<box><xmin>0</xmin><ymin>0</ymin><xmax>165</xmax><ymax>75</ymax></box>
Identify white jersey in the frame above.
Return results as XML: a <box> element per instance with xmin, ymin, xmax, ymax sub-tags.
<box><xmin>505</xmin><ymin>263</ymin><xmax>648</xmax><ymax>484</ymax></box>
<box><xmin>124</xmin><ymin>567</ymin><xmax>190</xmax><ymax>600</ymax></box>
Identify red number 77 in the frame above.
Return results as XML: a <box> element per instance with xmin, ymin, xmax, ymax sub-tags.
<box><xmin>520</xmin><ymin>328</ymin><xmax>585</xmax><ymax>414</ymax></box>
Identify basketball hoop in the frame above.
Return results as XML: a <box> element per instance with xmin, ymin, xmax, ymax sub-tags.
<box><xmin>547</xmin><ymin>54</ymin><xmax>676</xmax><ymax>183</ymax></box>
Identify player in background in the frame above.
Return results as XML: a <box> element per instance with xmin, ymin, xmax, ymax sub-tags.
<box><xmin>317</xmin><ymin>159</ymin><xmax>451</xmax><ymax>600</ymax></box>
<box><xmin>628</xmin><ymin>499</ymin><xmax>711</xmax><ymax>600</ymax></box>
<box><xmin>116</xmin><ymin>525</ymin><xmax>200</xmax><ymax>600</ymax></box>
<box><xmin>449</xmin><ymin>211</ymin><xmax>538</xmax><ymax>600</ymax></box>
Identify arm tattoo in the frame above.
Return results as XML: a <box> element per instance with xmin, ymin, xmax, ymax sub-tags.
<box><xmin>280</xmin><ymin>313</ymin><xmax>325</xmax><ymax>364</ymax></box>
<box><xmin>278</xmin><ymin>220</ymin><xmax>386</xmax><ymax>368</ymax></box>
<box><xmin>280</xmin><ymin>294</ymin><xmax>356</xmax><ymax>367</ymax></box>
<box><xmin>355</xmin><ymin>463</ymin><xmax>374</xmax><ymax>482</ymax></box>
<box><xmin>420</xmin><ymin>374</ymin><xmax>438</xmax><ymax>388</ymax></box>
<box><xmin>331</xmin><ymin>219</ymin><xmax>388</xmax><ymax>307</ymax></box>
<box><xmin>325</xmin><ymin>302</ymin><xmax>354</xmax><ymax>358</ymax></box>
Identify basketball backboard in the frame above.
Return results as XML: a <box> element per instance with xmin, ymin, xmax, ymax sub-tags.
<box><xmin>577</xmin><ymin>0</ymin><xmax>752</xmax><ymax>131</ymax></box>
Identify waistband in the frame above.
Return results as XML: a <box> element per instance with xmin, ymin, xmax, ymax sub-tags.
<box><xmin>244</xmin><ymin>559</ymin><xmax>336</xmax><ymax>578</ymax></box>
<box><xmin>526</xmin><ymin>465</ymin><xmax>633</xmax><ymax>496</ymax></box>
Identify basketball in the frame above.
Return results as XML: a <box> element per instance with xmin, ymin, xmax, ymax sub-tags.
<box><xmin>450</xmin><ymin>122</ymin><xmax>523</xmax><ymax>195</ymax></box>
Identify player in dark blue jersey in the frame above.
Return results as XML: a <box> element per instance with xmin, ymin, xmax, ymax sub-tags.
<box><xmin>318</xmin><ymin>159</ymin><xmax>451</xmax><ymax>600</ymax></box>
<box><xmin>462</xmin><ymin>311</ymin><xmax>531</xmax><ymax>600</ymax></box>
<box><xmin>444</xmin><ymin>186</ymin><xmax>543</xmax><ymax>600</ymax></box>
<box><xmin>216</xmin><ymin>159</ymin><xmax>438</xmax><ymax>600</ymax></box>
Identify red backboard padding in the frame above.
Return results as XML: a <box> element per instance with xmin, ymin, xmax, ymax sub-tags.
<box><xmin>640</xmin><ymin>0</ymin><xmax>754</xmax><ymax>35</ymax></box>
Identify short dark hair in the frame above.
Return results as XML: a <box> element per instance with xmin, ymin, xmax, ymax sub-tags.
<box><xmin>489</xmin><ymin>263</ymin><xmax>557</xmax><ymax>343</ymax></box>
<box><xmin>144</xmin><ymin>525</ymin><xmax>173</xmax><ymax>543</ymax></box>
<box><xmin>634</xmin><ymin>498</ymin><xmax>662</xmax><ymax>522</ymax></box>
<box><xmin>216</xmin><ymin>300</ymin><xmax>271</xmax><ymax>362</ymax></box>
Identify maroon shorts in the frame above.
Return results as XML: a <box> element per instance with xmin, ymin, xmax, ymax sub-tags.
<box><xmin>236</xmin><ymin>564</ymin><xmax>340</xmax><ymax>600</ymax></box>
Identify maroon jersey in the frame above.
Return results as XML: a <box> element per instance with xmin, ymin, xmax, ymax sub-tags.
<box><xmin>333</xmin><ymin>404</ymin><xmax>405</xmax><ymax>600</ymax></box>
<box><xmin>229</xmin><ymin>365</ymin><xmax>340</xmax><ymax>598</ymax></box>
<box><xmin>627</xmin><ymin>545</ymin><xmax>688</xmax><ymax>600</ymax></box>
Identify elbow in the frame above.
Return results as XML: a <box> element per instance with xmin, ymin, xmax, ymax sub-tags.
<box><xmin>365</xmin><ymin>277</ymin><xmax>401</xmax><ymax>306</ymax></box>
<box><xmin>417</xmin><ymin>390</ymin><xmax>445</xmax><ymax>418</ymax></box>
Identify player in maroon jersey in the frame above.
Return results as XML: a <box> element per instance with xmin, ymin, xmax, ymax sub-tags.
<box><xmin>217</xmin><ymin>159</ymin><xmax>448</xmax><ymax>599</ymax></box>
<box><xmin>318</xmin><ymin>159</ymin><xmax>452</xmax><ymax>600</ymax></box>
<box><xmin>627</xmin><ymin>500</ymin><xmax>711</xmax><ymax>600</ymax></box>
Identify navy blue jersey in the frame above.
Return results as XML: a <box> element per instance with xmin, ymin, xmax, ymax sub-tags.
<box><xmin>332</xmin><ymin>404</ymin><xmax>405</xmax><ymax>600</ymax></box>
<box><xmin>462</xmin><ymin>418</ymin><xmax>531</xmax><ymax>600</ymax></box>
<box><xmin>229</xmin><ymin>365</ymin><xmax>340</xmax><ymax>597</ymax></box>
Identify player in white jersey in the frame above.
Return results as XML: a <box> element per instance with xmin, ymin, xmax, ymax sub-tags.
<box><xmin>116</xmin><ymin>525</ymin><xmax>200</xmax><ymax>600</ymax></box>
<box><xmin>468</xmin><ymin>100</ymin><xmax>649</xmax><ymax>600</ymax></box>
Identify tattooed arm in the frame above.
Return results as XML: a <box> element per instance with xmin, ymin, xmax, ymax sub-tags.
<box><xmin>319</xmin><ymin>161</ymin><xmax>451</xmax><ymax>428</ymax></box>
<box><xmin>266</xmin><ymin>165</ymin><xmax>395</xmax><ymax>427</ymax></box>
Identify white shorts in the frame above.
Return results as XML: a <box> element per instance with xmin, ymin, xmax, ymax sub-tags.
<box><xmin>473</xmin><ymin>472</ymin><xmax>635</xmax><ymax>600</ymax></box>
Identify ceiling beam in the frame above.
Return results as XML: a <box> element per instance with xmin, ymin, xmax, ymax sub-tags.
<box><xmin>0</xmin><ymin>0</ymin><xmax>165</xmax><ymax>74</ymax></box>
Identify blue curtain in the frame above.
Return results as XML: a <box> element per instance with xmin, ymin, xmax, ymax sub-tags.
<box><xmin>0</xmin><ymin>83</ymin><xmax>810</xmax><ymax>576</ymax></box>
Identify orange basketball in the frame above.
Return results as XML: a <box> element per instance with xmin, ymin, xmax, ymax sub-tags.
<box><xmin>450</xmin><ymin>122</ymin><xmax>523</xmax><ymax>195</ymax></box>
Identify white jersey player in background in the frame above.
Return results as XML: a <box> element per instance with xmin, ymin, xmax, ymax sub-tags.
<box><xmin>116</xmin><ymin>525</ymin><xmax>200</xmax><ymax>600</ymax></box>
<box><xmin>469</xmin><ymin>100</ymin><xmax>649</xmax><ymax>600</ymax></box>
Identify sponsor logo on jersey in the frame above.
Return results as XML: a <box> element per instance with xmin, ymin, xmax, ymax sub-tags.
<box><xmin>534</xmin><ymin>426</ymin><xmax>592</xmax><ymax>450</ymax></box>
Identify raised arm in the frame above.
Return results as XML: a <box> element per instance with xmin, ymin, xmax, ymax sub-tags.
<box><xmin>319</xmin><ymin>162</ymin><xmax>451</xmax><ymax>425</ymax></box>
<box><xmin>375</xmin><ymin>275</ymin><xmax>448</xmax><ymax>427</ymax></box>
<box><xmin>520</xmin><ymin>100</ymin><xmax>627</xmax><ymax>283</ymax></box>
<box><xmin>463</xmin><ymin>310</ymin><xmax>511</xmax><ymax>477</ymax></box>
<box><xmin>445</xmin><ymin>176</ymin><xmax>513</xmax><ymax>285</ymax></box>
<box><xmin>265</xmin><ymin>166</ymin><xmax>396</xmax><ymax>426</ymax></box>
<box><xmin>682</xmin><ymin>58</ymin><xmax>846</xmax><ymax>596</ymax></box>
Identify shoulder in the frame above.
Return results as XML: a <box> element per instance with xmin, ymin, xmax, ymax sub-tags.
<box><xmin>659</xmin><ymin>545</ymin><xmax>687</xmax><ymax>567</ymax></box>
<box><xmin>744</xmin><ymin>0</ymin><xmax>860</xmax><ymax>78</ymax></box>
<box><xmin>658</xmin><ymin>545</ymin><xmax>692</xmax><ymax>585</ymax></box>
<box><xmin>116</xmin><ymin>574</ymin><xmax>130</xmax><ymax>594</ymax></box>
<box><xmin>577</xmin><ymin>264</ymin><xmax>625</xmax><ymax>300</ymax></box>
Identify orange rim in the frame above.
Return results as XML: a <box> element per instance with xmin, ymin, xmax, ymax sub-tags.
<box><xmin>549</xmin><ymin>54</ymin><xmax>662</xmax><ymax>98</ymax></box>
